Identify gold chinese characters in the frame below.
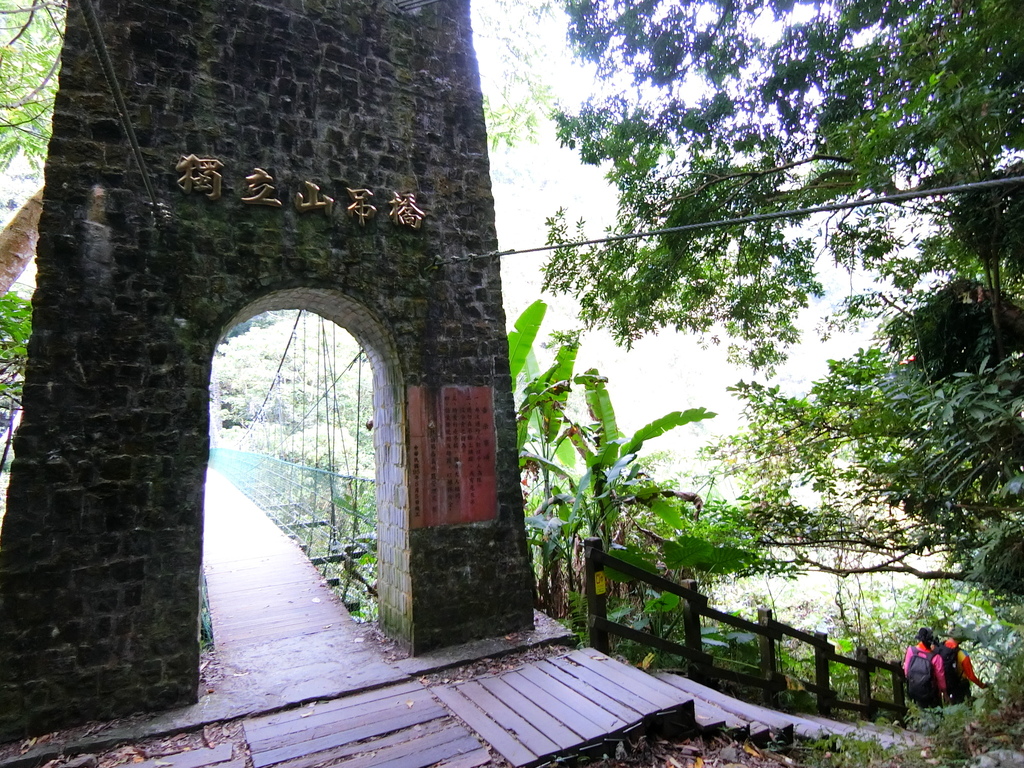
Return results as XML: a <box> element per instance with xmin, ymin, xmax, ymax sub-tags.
<box><xmin>241</xmin><ymin>168</ymin><xmax>282</xmax><ymax>207</ymax></box>
<box><xmin>176</xmin><ymin>155</ymin><xmax>223</xmax><ymax>200</ymax></box>
<box><xmin>345</xmin><ymin>188</ymin><xmax>376</xmax><ymax>225</ymax></box>
<box><xmin>389</xmin><ymin>192</ymin><xmax>426</xmax><ymax>229</ymax></box>
<box><xmin>175</xmin><ymin>156</ymin><xmax>426</xmax><ymax>229</ymax></box>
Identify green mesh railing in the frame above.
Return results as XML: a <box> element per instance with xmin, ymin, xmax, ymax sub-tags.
<box><xmin>209</xmin><ymin>447</ymin><xmax>378</xmax><ymax>618</ymax></box>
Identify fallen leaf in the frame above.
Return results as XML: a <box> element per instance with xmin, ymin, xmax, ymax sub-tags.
<box><xmin>743</xmin><ymin>743</ymin><xmax>761</xmax><ymax>757</ymax></box>
<box><xmin>406</xmin><ymin>700</ymin><xmax>415</xmax><ymax>708</ymax></box>
<box><xmin>694</xmin><ymin>757</ymin><xmax>704</xmax><ymax>768</ymax></box>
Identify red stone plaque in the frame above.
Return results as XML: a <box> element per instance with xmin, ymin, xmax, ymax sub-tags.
<box><xmin>407</xmin><ymin>385</ymin><xmax>498</xmax><ymax>528</ymax></box>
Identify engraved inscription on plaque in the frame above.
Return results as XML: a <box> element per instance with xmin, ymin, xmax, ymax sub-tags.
<box><xmin>407</xmin><ymin>385</ymin><xmax>498</xmax><ymax>528</ymax></box>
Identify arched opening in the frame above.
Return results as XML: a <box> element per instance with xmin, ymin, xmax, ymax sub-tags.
<box><xmin>209</xmin><ymin>310</ymin><xmax>377</xmax><ymax>617</ymax></box>
<box><xmin>201</xmin><ymin>289</ymin><xmax>411</xmax><ymax>685</ymax></box>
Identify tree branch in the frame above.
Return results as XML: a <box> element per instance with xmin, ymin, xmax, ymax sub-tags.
<box><xmin>795</xmin><ymin>555</ymin><xmax>964</xmax><ymax>580</ymax></box>
<box><xmin>668</xmin><ymin>154</ymin><xmax>855</xmax><ymax>205</ymax></box>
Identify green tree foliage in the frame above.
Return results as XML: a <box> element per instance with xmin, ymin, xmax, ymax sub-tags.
<box><xmin>548</xmin><ymin>0</ymin><xmax>1024</xmax><ymax>370</ymax></box>
<box><xmin>472</xmin><ymin>0</ymin><xmax>557</xmax><ymax>148</ymax></box>
<box><xmin>0</xmin><ymin>0</ymin><xmax>64</xmax><ymax>173</ymax></box>
<box><xmin>212</xmin><ymin>311</ymin><xmax>375</xmax><ymax>477</ymax></box>
<box><xmin>0</xmin><ymin>291</ymin><xmax>30</xmax><ymax>403</ymax></box>
<box><xmin>710</xmin><ymin>351</ymin><xmax>1024</xmax><ymax>593</ymax></box>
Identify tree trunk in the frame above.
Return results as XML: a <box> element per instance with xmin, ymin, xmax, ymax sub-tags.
<box><xmin>0</xmin><ymin>188</ymin><xmax>43</xmax><ymax>294</ymax></box>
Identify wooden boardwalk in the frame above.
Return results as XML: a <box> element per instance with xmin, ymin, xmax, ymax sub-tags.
<box><xmin>243</xmin><ymin>681</ymin><xmax>490</xmax><ymax>768</ymax></box>
<box><xmin>432</xmin><ymin>649</ymin><xmax>693</xmax><ymax>767</ymax></box>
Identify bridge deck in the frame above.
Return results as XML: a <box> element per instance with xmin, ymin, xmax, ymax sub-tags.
<box><xmin>202</xmin><ymin>469</ymin><xmax>408</xmax><ymax>712</ymax></box>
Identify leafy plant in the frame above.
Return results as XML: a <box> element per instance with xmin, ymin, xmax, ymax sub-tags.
<box><xmin>0</xmin><ymin>0</ymin><xmax>64</xmax><ymax>173</ymax></box>
<box><xmin>510</xmin><ymin>301</ymin><xmax>777</xmax><ymax>622</ymax></box>
<box><xmin>709</xmin><ymin>350</ymin><xmax>1024</xmax><ymax>593</ymax></box>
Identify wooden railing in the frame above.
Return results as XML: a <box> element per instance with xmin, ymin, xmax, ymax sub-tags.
<box><xmin>584</xmin><ymin>538</ymin><xmax>907</xmax><ymax>720</ymax></box>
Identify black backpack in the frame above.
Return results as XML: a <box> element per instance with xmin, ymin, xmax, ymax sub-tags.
<box><xmin>937</xmin><ymin>643</ymin><xmax>971</xmax><ymax>703</ymax></box>
<box><xmin>907</xmin><ymin>647</ymin><xmax>939</xmax><ymax>707</ymax></box>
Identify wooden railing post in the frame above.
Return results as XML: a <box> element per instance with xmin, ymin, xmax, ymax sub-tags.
<box><xmin>584</xmin><ymin>537</ymin><xmax>609</xmax><ymax>653</ymax></box>
<box><xmin>856</xmin><ymin>647</ymin><xmax>874</xmax><ymax>720</ymax></box>
<box><xmin>814</xmin><ymin>631</ymin><xmax>832</xmax><ymax>716</ymax></box>
<box><xmin>758</xmin><ymin>608</ymin><xmax>779</xmax><ymax>707</ymax></box>
<box><xmin>681</xmin><ymin>579</ymin><xmax>704</xmax><ymax>679</ymax></box>
<box><xmin>892</xmin><ymin>665</ymin><xmax>906</xmax><ymax>712</ymax></box>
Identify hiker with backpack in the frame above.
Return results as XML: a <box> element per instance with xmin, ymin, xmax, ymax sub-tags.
<box><xmin>904</xmin><ymin>627</ymin><xmax>948</xmax><ymax>708</ymax></box>
<box><xmin>938</xmin><ymin>637</ymin><xmax>988</xmax><ymax>704</ymax></box>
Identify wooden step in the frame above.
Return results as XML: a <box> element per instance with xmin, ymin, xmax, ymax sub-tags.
<box><xmin>434</xmin><ymin>651</ymin><xmax>696</xmax><ymax>767</ymax></box>
<box><xmin>243</xmin><ymin>681</ymin><xmax>485</xmax><ymax>768</ymax></box>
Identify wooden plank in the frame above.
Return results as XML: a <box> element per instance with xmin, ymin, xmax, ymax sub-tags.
<box><xmin>132</xmin><ymin>745</ymin><xmax>234</xmax><ymax>768</ymax></box>
<box><xmin>248</xmin><ymin>689</ymin><xmax>439</xmax><ymax>751</ymax></box>
<box><xmin>689</xmin><ymin>700</ymin><xmax>727</xmax><ymax>732</ymax></box>
<box><xmin>534</xmin><ymin>660</ymin><xmax>648</xmax><ymax>724</ymax></box>
<box><xmin>433</xmin><ymin>746</ymin><xmax>492</xmax><ymax>768</ymax></box>
<box><xmin>568</xmin><ymin>650</ymin><xmax>688</xmax><ymax>709</ymax></box>
<box><xmin>547</xmin><ymin>656</ymin><xmax>653</xmax><ymax>718</ymax></box>
<box><xmin>334</xmin><ymin>725</ymin><xmax>483</xmax><ymax>768</ymax></box>
<box><xmin>251</xmin><ymin>701</ymin><xmax>447</xmax><ymax>768</ymax></box>
<box><xmin>477</xmin><ymin>677</ymin><xmax>583</xmax><ymax>749</ymax></box>
<box><xmin>271</xmin><ymin>717</ymin><xmax>454</xmax><ymax>768</ymax></box>
<box><xmin>453</xmin><ymin>681</ymin><xmax>562</xmax><ymax>759</ymax></box>
<box><xmin>245</xmin><ymin>681</ymin><xmax>424</xmax><ymax>736</ymax></box>
<box><xmin>798</xmin><ymin>714</ymin><xmax>916</xmax><ymax>748</ymax></box>
<box><xmin>495</xmin><ymin>671</ymin><xmax>609</xmax><ymax>743</ymax></box>
<box><xmin>246</xmin><ymin>685</ymin><xmax>431</xmax><ymax>746</ymax></box>
<box><xmin>655</xmin><ymin>675</ymin><xmax>749</xmax><ymax>734</ymax></box>
<box><xmin>432</xmin><ymin>684</ymin><xmax>538</xmax><ymax>768</ymax></box>
<box><xmin>506</xmin><ymin>667</ymin><xmax>624</xmax><ymax>737</ymax></box>
<box><xmin>654</xmin><ymin>674</ymin><xmax>819</xmax><ymax>741</ymax></box>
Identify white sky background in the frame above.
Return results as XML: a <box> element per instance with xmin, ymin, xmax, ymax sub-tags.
<box><xmin>471</xmin><ymin>0</ymin><xmax>877</xmax><ymax>459</ymax></box>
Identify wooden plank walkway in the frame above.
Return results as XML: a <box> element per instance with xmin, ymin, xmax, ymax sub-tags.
<box><xmin>202</xmin><ymin>470</ymin><xmax>407</xmax><ymax>711</ymax></box>
<box><xmin>654</xmin><ymin>672</ymin><xmax>918</xmax><ymax>748</ymax></box>
<box><xmin>201</xmin><ymin>470</ymin><xmax>915</xmax><ymax>766</ymax></box>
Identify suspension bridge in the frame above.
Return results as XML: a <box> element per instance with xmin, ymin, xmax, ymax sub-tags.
<box><xmin>192</xmin><ymin>468</ymin><xmax>912</xmax><ymax>768</ymax></box>
<box><xmin>209</xmin><ymin>310</ymin><xmax>380</xmax><ymax>619</ymax></box>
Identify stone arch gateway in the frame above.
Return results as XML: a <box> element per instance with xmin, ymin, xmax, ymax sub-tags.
<box><xmin>0</xmin><ymin>0</ymin><xmax>534</xmax><ymax>739</ymax></box>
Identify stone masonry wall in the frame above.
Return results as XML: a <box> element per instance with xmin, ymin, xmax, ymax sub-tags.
<box><xmin>0</xmin><ymin>0</ymin><xmax>533</xmax><ymax>740</ymax></box>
